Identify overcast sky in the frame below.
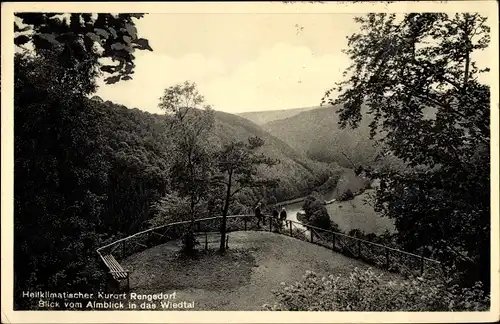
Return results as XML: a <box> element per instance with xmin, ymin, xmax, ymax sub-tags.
<box><xmin>95</xmin><ymin>12</ymin><xmax>359</xmax><ymax>114</ymax></box>
<box><xmin>94</xmin><ymin>9</ymin><xmax>493</xmax><ymax>115</ymax></box>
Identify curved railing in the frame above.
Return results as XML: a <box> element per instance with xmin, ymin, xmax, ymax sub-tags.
<box><xmin>97</xmin><ymin>214</ymin><xmax>443</xmax><ymax>279</ymax></box>
<box><xmin>96</xmin><ymin>214</ymin><xmax>265</xmax><ymax>261</ymax></box>
<box><xmin>285</xmin><ymin>220</ymin><xmax>443</xmax><ymax>278</ymax></box>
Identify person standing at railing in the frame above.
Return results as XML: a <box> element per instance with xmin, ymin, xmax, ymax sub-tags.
<box><xmin>255</xmin><ymin>202</ymin><xmax>264</xmax><ymax>227</ymax></box>
<box><xmin>272</xmin><ymin>207</ymin><xmax>280</xmax><ymax>231</ymax></box>
<box><xmin>279</xmin><ymin>207</ymin><xmax>287</xmax><ymax>228</ymax></box>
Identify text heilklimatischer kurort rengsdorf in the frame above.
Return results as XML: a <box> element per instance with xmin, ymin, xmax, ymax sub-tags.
<box><xmin>22</xmin><ymin>291</ymin><xmax>195</xmax><ymax>310</ymax></box>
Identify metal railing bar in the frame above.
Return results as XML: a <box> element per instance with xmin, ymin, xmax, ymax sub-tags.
<box><xmin>96</xmin><ymin>214</ymin><xmax>441</xmax><ymax>267</ymax></box>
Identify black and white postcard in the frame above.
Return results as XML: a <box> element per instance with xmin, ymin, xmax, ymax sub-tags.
<box><xmin>1</xmin><ymin>1</ymin><xmax>499</xmax><ymax>323</ymax></box>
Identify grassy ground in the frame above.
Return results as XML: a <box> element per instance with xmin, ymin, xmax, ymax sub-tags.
<box><xmin>121</xmin><ymin>231</ymin><xmax>400</xmax><ymax>311</ymax></box>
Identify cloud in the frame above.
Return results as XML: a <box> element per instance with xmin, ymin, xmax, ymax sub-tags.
<box><xmin>95</xmin><ymin>42</ymin><xmax>350</xmax><ymax>114</ymax></box>
<box><xmin>95</xmin><ymin>52</ymin><xmax>226</xmax><ymax>114</ymax></box>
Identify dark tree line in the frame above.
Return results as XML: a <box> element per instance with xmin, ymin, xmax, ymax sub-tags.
<box><xmin>13</xmin><ymin>13</ymin><xmax>155</xmax><ymax>308</ymax></box>
<box><xmin>323</xmin><ymin>13</ymin><xmax>491</xmax><ymax>289</ymax></box>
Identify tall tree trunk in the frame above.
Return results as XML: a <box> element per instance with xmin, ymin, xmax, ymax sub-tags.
<box><xmin>219</xmin><ymin>170</ymin><xmax>232</xmax><ymax>252</ymax></box>
<box><xmin>190</xmin><ymin>196</ymin><xmax>196</xmax><ymax>225</ymax></box>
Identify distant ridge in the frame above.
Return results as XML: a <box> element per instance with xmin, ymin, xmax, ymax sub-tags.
<box><xmin>238</xmin><ymin>105</ymin><xmax>328</xmax><ymax>125</ymax></box>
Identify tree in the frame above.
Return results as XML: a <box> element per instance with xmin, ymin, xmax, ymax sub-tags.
<box><xmin>213</xmin><ymin>136</ymin><xmax>279</xmax><ymax>252</ymax></box>
<box><xmin>338</xmin><ymin>188</ymin><xmax>354</xmax><ymax>202</ymax></box>
<box><xmin>323</xmin><ymin>13</ymin><xmax>491</xmax><ymax>288</ymax></box>
<box><xmin>14</xmin><ymin>52</ymin><xmax>109</xmax><ymax>306</ymax></box>
<box><xmin>157</xmin><ymin>81</ymin><xmax>215</xmax><ymax>254</ymax></box>
<box><xmin>14</xmin><ymin>13</ymin><xmax>153</xmax><ymax>308</ymax></box>
<box><xmin>15</xmin><ymin>13</ymin><xmax>153</xmax><ymax>85</ymax></box>
<box><xmin>267</xmin><ymin>195</ymin><xmax>278</xmax><ymax>208</ymax></box>
<box><xmin>302</xmin><ymin>194</ymin><xmax>334</xmax><ymax>231</ymax></box>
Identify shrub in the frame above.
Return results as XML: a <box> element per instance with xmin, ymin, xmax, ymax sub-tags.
<box><xmin>310</xmin><ymin>209</ymin><xmax>331</xmax><ymax>230</ymax></box>
<box><xmin>345</xmin><ymin>229</ymin><xmax>398</xmax><ymax>248</ymax></box>
<box><xmin>329</xmin><ymin>221</ymin><xmax>341</xmax><ymax>233</ymax></box>
<box><xmin>338</xmin><ymin>188</ymin><xmax>354</xmax><ymax>201</ymax></box>
<box><xmin>348</xmin><ymin>228</ymin><xmax>364</xmax><ymax>238</ymax></box>
<box><xmin>180</xmin><ymin>229</ymin><xmax>199</xmax><ymax>256</ymax></box>
<box><xmin>300</xmin><ymin>194</ymin><xmax>342</xmax><ymax>234</ymax></box>
<box><xmin>302</xmin><ymin>193</ymin><xmax>323</xmax><ymax>216</ymax></box>
<box><xmin>264</xmin><ymin>268</ymin><xmax>489</xmax><ymax>311</ymax></box>
<box><xmin>296</xmin><ymin>212</ymin><xmax>307</xmax><ymax>223</ymax></box>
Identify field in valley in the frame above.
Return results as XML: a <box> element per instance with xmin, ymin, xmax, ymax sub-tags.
<box><xmin>326</xmin><ymin>189</ymin><xmax>395</xmax><ymax>235</ymax></box>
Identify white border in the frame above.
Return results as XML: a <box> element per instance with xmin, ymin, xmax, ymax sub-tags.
<box><xmin>1</xmin><ymin>1</ymin><xmax>499</xmax><ymax>323</ymax></box>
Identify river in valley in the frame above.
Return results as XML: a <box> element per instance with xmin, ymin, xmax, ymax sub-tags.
<box><xmin>280</xmin><ymin>188</ymin><xmax>395</xmax><ymax>235</ymax></box>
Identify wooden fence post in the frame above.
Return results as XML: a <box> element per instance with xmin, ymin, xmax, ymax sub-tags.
<box><xmin>244</xmin><ymin>217</ymin><xmax>247</xmax><ymax>231</ymax></box>
<box><xmin>269</xmin><ymin>217</ymin><xmax>272</xmax><ymax>232</ymax></box>
<box><xmin>385</xmin><ymin>247</ymin><xmax>390</xmax><ymax>270</ymax></box>
<box><xmin>205</xmin><ymin>232</ymin><xmax>208</xmax><ymax>251</ymax></box>
<box><xmin>289</xmin><ymin>221</ymin><xmax>293</xmax><ymax>236</ymax></box>
<box><xmin>310</xmin><ymin>228</ymin><xmax>313</xmax><ymax>243</ymax></box>
<box><xmin>226</xmin><ymin>234</ymin><xmax>229</xmax><ymax>249</ymax></box>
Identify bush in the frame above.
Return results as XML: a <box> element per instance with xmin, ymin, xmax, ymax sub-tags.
<box><xmin>316</xmin><ymin>170</ymin><xmax>343</xmax><ymax>193</ymax></box>
<box><xmin>264</xmin><ymin>268</ymin><xmax>489</xmax><ymax>311</ymax></box>
<box><xmin>310</xmin><ymin>209</ymin><xmax>331</xmax><ymax>230</ymax></box>
<box><xmin>344</xmin><ymin>228</ymin><xmax>399</xmax><ymax>250</ymax></box>
<box><xmin>301</xmin><ymin>194</ymin><xmax>340</xmax><ymax>232</ymax></box>
<box><xmin>338</xmin><ymin>188</ymin><xmax>354</xmax><ymax>201</ymax></box>
<box><xmin>329</xmin><ymin>221</ymin><xmax>341</xmax><ymax>233</ymax></box>
<box><xmin>180</xmin><ymin>229</ymin><xmax>199</xmax><ymax>256</ymax></box>
<box><xmin>296</xmin><ymin>212</ymin><xmax>307</xmax><ymax>223</ymax></box>
<box><xmin>348</xmin><ymin>229</ymin><xmax>364</xmax><ymax>238</ymax></box>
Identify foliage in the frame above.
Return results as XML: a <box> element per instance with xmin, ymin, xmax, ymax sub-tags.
<box><xmin>95</xmin><ymin>101</ymin><xmax>171</xmax><ymax>233</ymax></box>
<box><xmin>158</xmin><ymin>82</ymin><xmax>215</xmax><ymax>216</ymax></box>
<box><xmin>156</xmin><ymin>81</ymin><xmax>215</xmax><ymax>254</ymax></box>
<box><xmin>348</xmin><ymin>229</ymin><xmax>398</xmax><ymax>248</ymax></box>
<box><xmin>302</xmin><ymin>194</ymin><xmax>335</xmax><ymax>231</ymax></box>
<box><xmin>180</xmin><ymin>230</ymin><xmax>200</xmax><ymax>257</ymax></box>
<box><xmin>213</xmin><ymin>136</ymin><xmax>279</xmax><ymax>251</ymax></box>
<box><xmin>291</xmin><ymin>228</ymin><xmax>308</xmax><ymax>241</ymax></box>
<box><xmin>338</xmin><ymin>188</ymin><xmax>354</xmax><ymax>201</ymax></box>
<box><xmin>216</xmin><ymin>110</ymin><xmax>334</xmax><ymax>202</ymax></box>
<box><xmin>267</xmin><ymin>195</ymin><xmax>278</xmax><ymax>207</ymax></box>
<box><xmin>315</xmin><ymin>170</ymin><xmax>343</xmax><ymax>194</ymax></box>
<box><xmin>14</xmin><ymin>51</ymin><xmax>110</xmax><ymax>307</ymax></box>
<box><xmin>264</xmin><ymin>268</ymin><xmax>490</xmax><ymax>311</ymax></box>
<box><xmin>323</xmin><ymin>13</ymin><xmax>491</xmax><ymax>288</ymax></box>
<box><xmin>13</xmin><ymin>12</ymin><xmax>157</xmax><ymax>308</ymax></box>
<box><xmin>149</xmin><ymin>194</ymin><xmax>195</xmax><ymax>227</ymax></box>
<box><xmin>15</xmin><ymin>13</ymin><xmax>153</xmax><ymax>85</ymax></box>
